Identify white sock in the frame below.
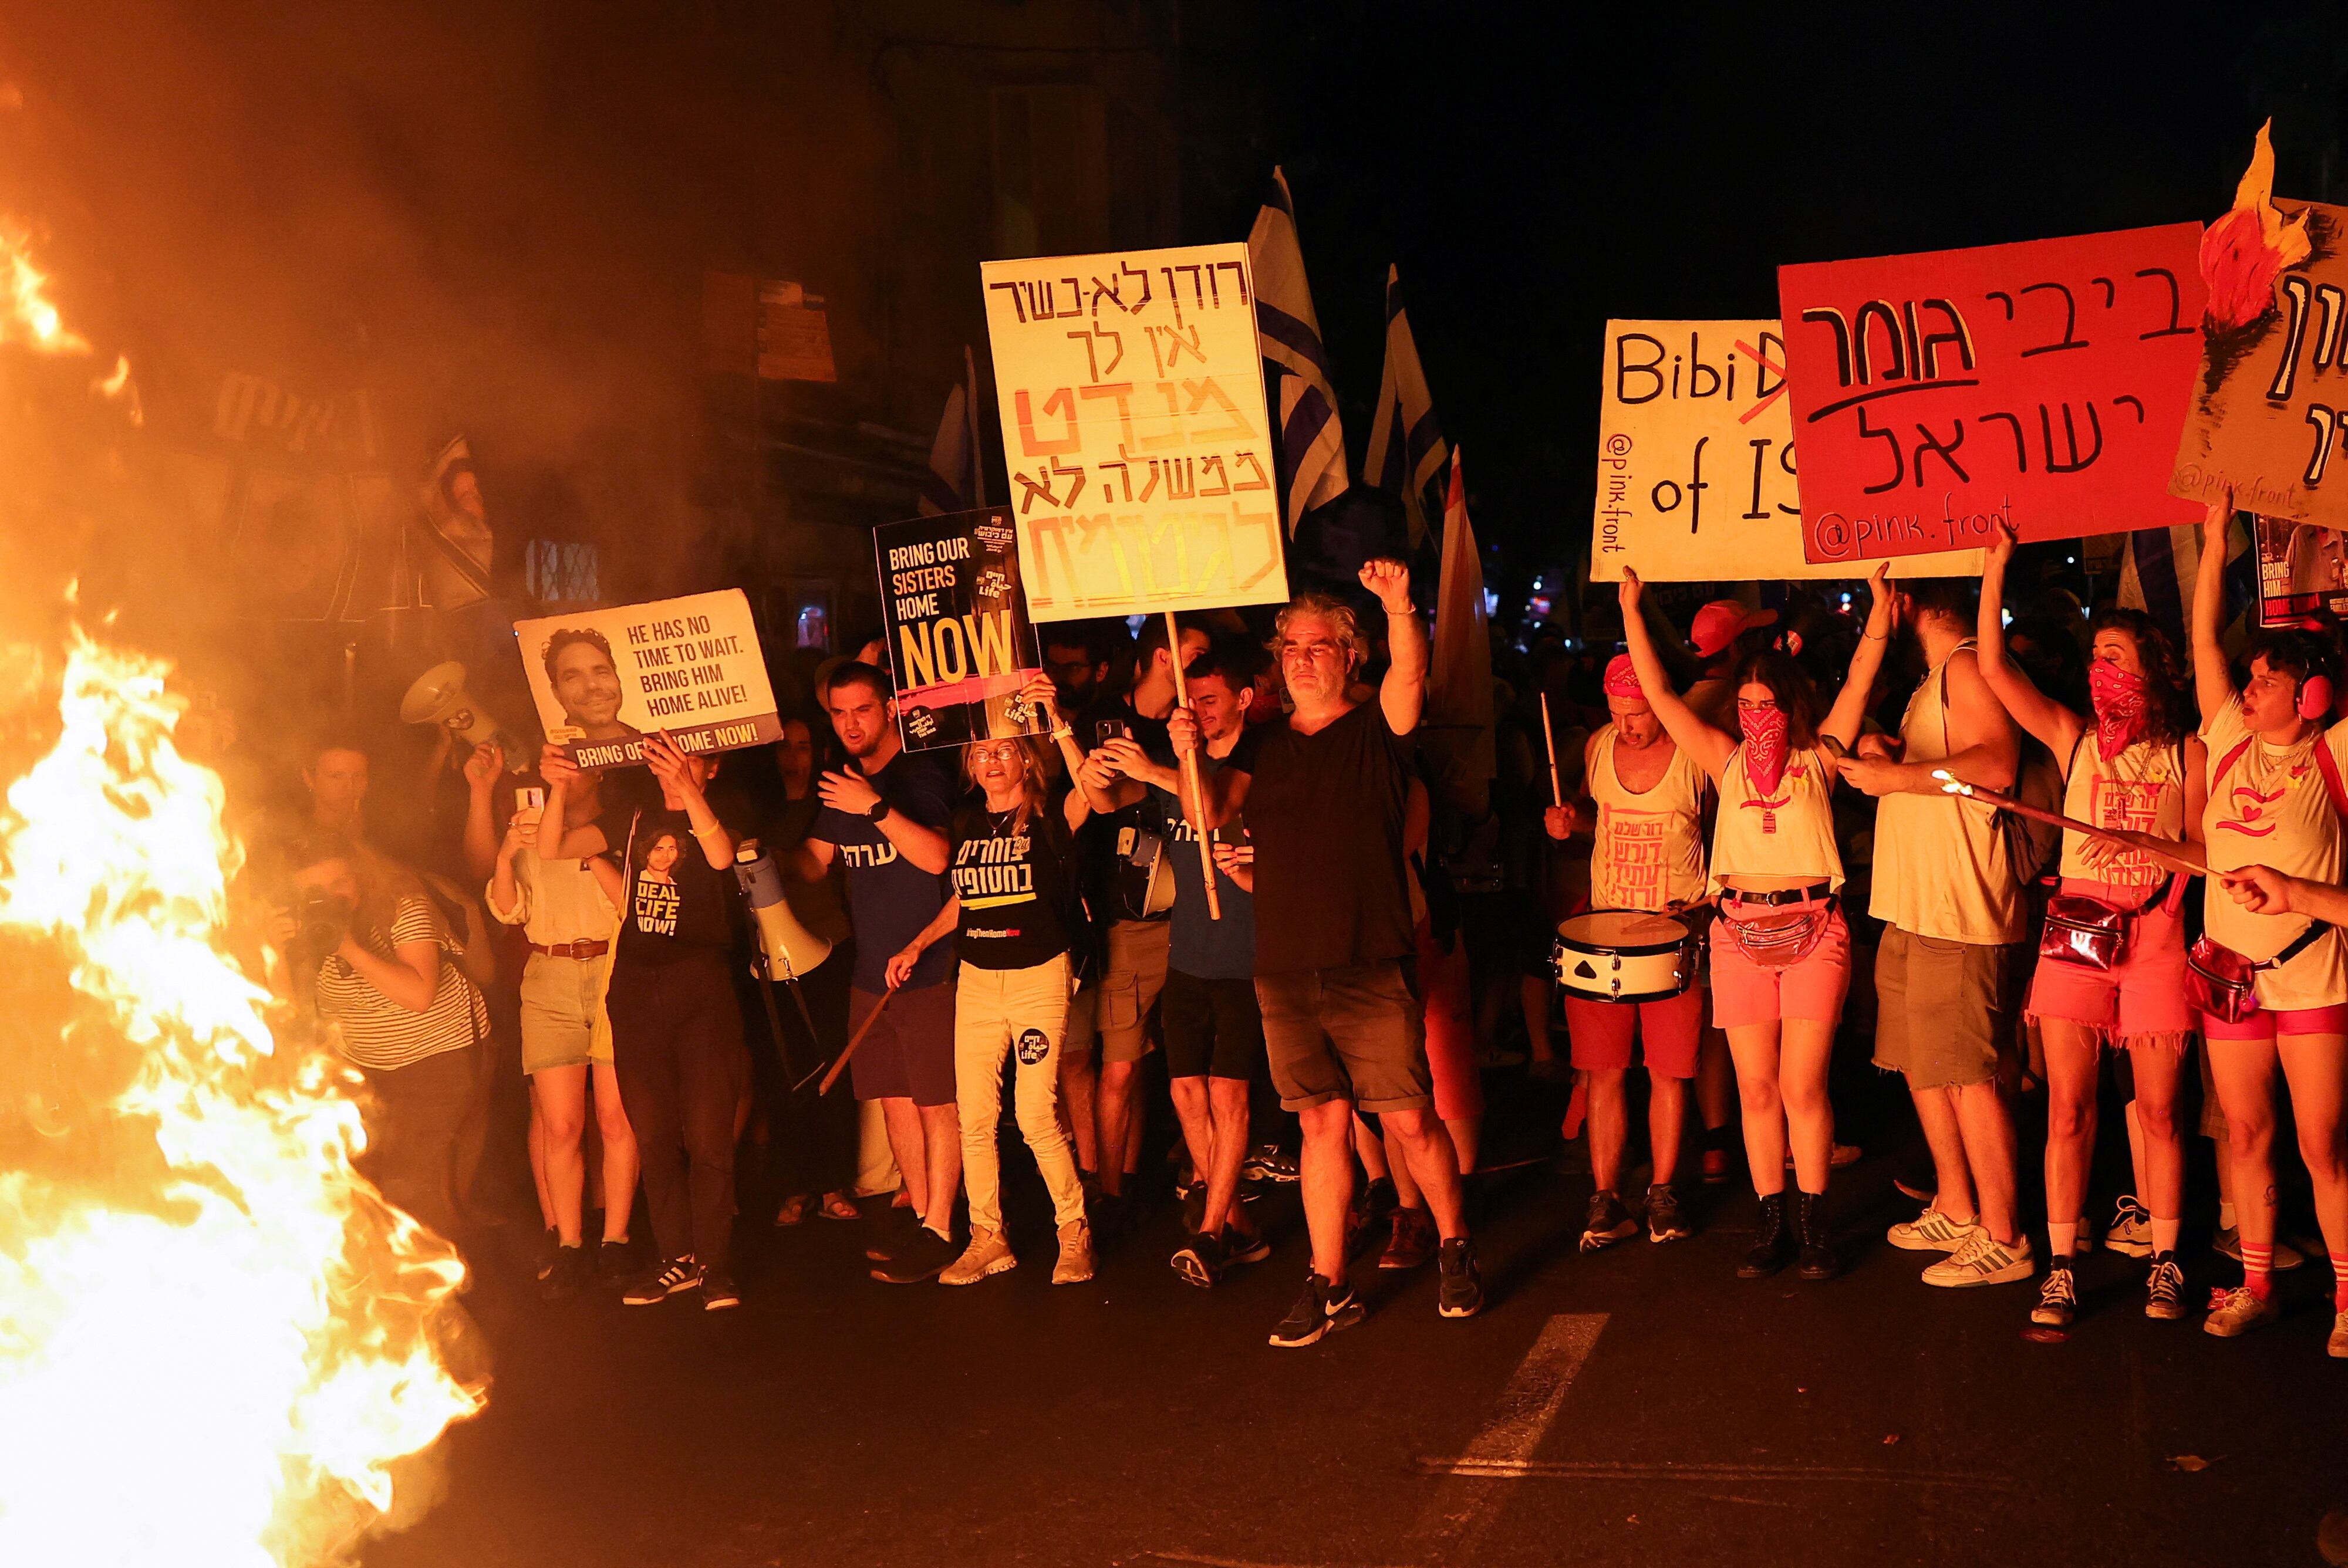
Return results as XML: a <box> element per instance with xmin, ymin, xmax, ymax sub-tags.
<box><xmin>2047</xmin><ymin>1220</ymin><xmax>2079</xmax><ymax>1260</ymax></box>
<box><xmin>2151</xmin><ymin>1215</ymin><xmax>2181</xmax><ymax>1256</ymax></box>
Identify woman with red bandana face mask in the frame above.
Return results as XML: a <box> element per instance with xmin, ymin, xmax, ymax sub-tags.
<box><xmin>1620</xmin><ymin>564</ymin><xmax>1888</xmax><ymax>1282</ymax></box>
<box><xmin>1978</xmin><ymin>521</ymin><xmax>2206</xmax><ymax>1333</ymax></box>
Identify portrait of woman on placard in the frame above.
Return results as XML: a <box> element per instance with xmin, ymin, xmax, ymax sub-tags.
<box><xmin>542</xmin><ymin>627</ymin><xmax>641</xmax><ymax>745</ymax></box>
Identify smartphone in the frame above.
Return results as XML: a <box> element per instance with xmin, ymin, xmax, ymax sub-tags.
<box><xmin>516</xmin><ymin>786</ymin><xmax>547</xmax><ymax>814</ymax></box>
<box><xmin>1094</xmin><ymin>718</ymin><xmax>1133</xmax><ymax>748</ymax></box>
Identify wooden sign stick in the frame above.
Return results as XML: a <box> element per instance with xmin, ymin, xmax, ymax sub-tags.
<box><xmin>1540</xmin><ymin>692</ymin><xmax>1564</xmax><ymax>806</ymax></box>
<box><xmin>819</xmin><ymin>986</ymin><xmax>898</xmax><ymax>1096</ymax></box>
<box><xmin>1166</xmin><ymin>611</ymin><xmax>1223</xmax><ymax>921</ymax></box>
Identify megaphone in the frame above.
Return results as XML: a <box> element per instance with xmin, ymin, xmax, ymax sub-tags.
<box><xmin>400</xmin><ymin>660</ymin><xmax>529</xmax><ymax>768</ymax></box>
<box><xmin>733</xmin><ymin>839</ymin><xmax>834</xmax><ymax>980</ymax></box>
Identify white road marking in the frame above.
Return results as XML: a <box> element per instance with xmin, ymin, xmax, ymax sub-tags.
<box><xmin>1409</xmin><ymin>1312</ymin><xmax>1608</xmax><ymax>1558</ymax></box>
<box><xmin>1412</xmin><ymin>1458</ymin><xmax>2016</xmax><ymax>1491</ymax></box>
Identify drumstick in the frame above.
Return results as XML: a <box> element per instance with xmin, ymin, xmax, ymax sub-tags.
<box><xmin>818</xmin><ymin>986</ymin><xmax>898</xmax><ymax>1096</ymax></box>
<box><xmin>1166</xmin><ymin>610</ymin><xmax>1223</xmax><ymax>922</ymax></box>
<box><xmin>1932</xmin><ymin>771</ymin><xmax>2207</xmax><ymax>875</ymax></box>
<box><xmin>1540</xmin><ymin>692</ymin><xmax>1563</xmax><ymax>806</ymax></box>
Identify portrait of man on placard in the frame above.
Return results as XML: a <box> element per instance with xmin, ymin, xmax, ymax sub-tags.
<box><xmin>541</xmin><ymin>626</ymin><xmax>641</xmax><ymax>745</ymax></box>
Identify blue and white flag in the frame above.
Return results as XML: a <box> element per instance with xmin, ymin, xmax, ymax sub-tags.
<box><xmin>1247</xmin><ymin>168</ymin><xmax>1347</xmax><ymax>535</ymax></box>
<box><xmin>1362</xmin><ymin>264</ymin><xmax>1449</xmax><ymax>548</ymax></box>
<box><xmin>917</xmin><ymin>347</ymin><xmax>985</xmax><ymax>518</ymax></box>
<box><xmin>2118</xmin><ymin>516</ymin><xmax>2252</xmax><ymax>655</ymax></box>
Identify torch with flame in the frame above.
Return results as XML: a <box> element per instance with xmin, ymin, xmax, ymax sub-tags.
<box><xmin>1932</xmin><ymin>769</ymin><xmax>2205</xmax><ymax>875</ymax></box>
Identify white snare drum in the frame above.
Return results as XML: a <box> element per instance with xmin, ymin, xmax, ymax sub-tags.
<box><xmin>1551</xmin><ymin>909</ymin><xmax>1697</xmax><ymax>1003</ymax></box>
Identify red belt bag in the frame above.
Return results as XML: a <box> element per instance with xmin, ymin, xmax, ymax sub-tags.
<box><xmin>2037</xmin><ymin>876</ymin><xmax>2174</xmax><ymax>974</ymax></box>
<box><xmin>2187</xmin><ymin>920</ymin><xmax>2331</xmax><ymax>1025</ymax></box>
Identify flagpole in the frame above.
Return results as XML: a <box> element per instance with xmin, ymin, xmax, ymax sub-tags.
<box><xmin>963</xmin><ymin>344</ymin><xmax>986</xmax><ymax>508</ymax></box>
<box><xmin>1165</xmin><ymin>610</ymin><xmax>1222</xmax><ymax>921</ymax></box>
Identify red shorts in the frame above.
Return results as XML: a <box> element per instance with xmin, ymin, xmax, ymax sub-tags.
<box><xmin>1563</xmin><ymin>986</ymin><xmax>1702</xmax><ymax>1078</ymax></box>
<box><xmin>2202</xmin><ymin>1003</ymin><xmax>2348</xmax><ymax>1042</ymax></box>
<box><xmin>2026</xmin><ymin>890</ymin><xmax>2194</xmax><ymax>1043</ymax></box>
<box><xmin>1707</xmin><ymin>901</ymin><xmax>1852</xmax><ymax>1030</ymax></box>
<box><xmin>1416</xmin><ymin>920</ymin><xmax>1484</xmax><ymax>1121</ymax></box>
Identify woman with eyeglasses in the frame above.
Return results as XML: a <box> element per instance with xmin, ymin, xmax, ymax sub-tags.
<box><xmin>1617</xmin><ymin>562</ymin><xmax>1890</xmax><ymax>1281</ymax></box>
<box><xmin>885</xmin><ymin>675</ymin><xmax>1099</xmax><ymax>1286</ymax></box>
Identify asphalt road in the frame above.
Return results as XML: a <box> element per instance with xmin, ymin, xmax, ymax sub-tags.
<box><xmin>365</xmin><ymin>1090</ymin><xmax>2348</xmax><ymax>1568</ymax></box>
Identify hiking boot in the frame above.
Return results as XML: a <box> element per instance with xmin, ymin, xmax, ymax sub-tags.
<box><xmin>623</xmin><ymin>1256</ymin><xmax>701</xmax><ymax>1306</ymax></box>
<box><xmin>871</xmin><ymin>1225</ymin><xmax>957</xmax><ymax>1285</ymax></box>
<box><xmin>1921</xmin><ymin>1230</ymin><xmax>2034</xmax><ymax>1287</ymax></box>
<box><xmin>699</xmin><ymin>1269</ymin><xmax>741</xmax><ymax>1312</ymax></box>
<box><xmin>1794</xmin><ymin>1189</ymin><xmax>1837</xmax><ymax>1280</ymax></box>
<box><xmin>940</xmin><ymin>1226</ymin><xmax>1016</xmax><ymax>1286</ymax></box>
<box><xmin>2144</xmin><ymin>1254</ymin><xmax>2187</xmax><ymax>1320</ymax></box>
<box><xmin>1739</xmin><ymin>1192</ymin><xmax>1795</xmax><ymax>1279</ymax></box>
<box><xmin>1580</xmin><ymin>1191</ymin><xmax>1635</xmax><ymax>1252</ymax></box>
<box><xmin>539</xmin><ymin>1243</ymin><xmax>591</xmax><ymax>1302</ymax></box>
<box><xmin>1269</xmin><ymin>1270</ymin><xmax>1363</xmax><ymax>1348</ymax></box>
<box><xmin>1887</xmin><ymin>1208</ymin><xmax>1978</xmax><ymax>1252</ymax></box>
<box><xmin>2103</xmin><ymin>1195</ymin><xmax>2152</xmax><ymax>1258</ymax></box>
<box><xmin>1647</xmin><ymin>1183</ymin><xmax>1691</xmax><ymax>1243</ymax></box>
<box><xmin>1052</xmin><ymin>1219</ymin><xmax>1095</xmax><ymax>1285</ymax></box>
<box><xmin>1379</xmin><ymin>1206</ymin><xmax>1437</xmax><ymax>1270</ymax></box>
<box><xmin>2202</xmin><ymin>1284</ymin><xmax>2279</xmax><ymax>1338</ymax></box>
<box><xmin>2030</xmin><ymin>1264</ymin><xmax>2077</xmax><ymax>1327</ymax></box>
<box><xmin>1171</xmin><ymin>1226</ymin><xmax>1227</xmax><ymax>1289</ymax></box>
<box><xmin>1438</xmin><ymin>1236</ymin><xmax>1484</xmax><ymax>1319</ymax></box>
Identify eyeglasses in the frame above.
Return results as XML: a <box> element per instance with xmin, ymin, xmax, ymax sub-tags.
<box><xmin>969</xmin><ymin>744</ymin><xmax>1024</xmax><ymax>763</ymax></box>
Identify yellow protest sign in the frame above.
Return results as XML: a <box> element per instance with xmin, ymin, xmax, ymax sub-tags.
<box><xmin>1591</xmin><ymin>319</ymin><xmax>1979</xmax><ymax>582</ymax></box>
<box><xmin>980</xmin><ymin>242</ymin><xmax>1289</xmax><ymax>620</ymax></box>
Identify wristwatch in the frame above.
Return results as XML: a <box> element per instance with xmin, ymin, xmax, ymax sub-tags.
<box><xmin>865</xmin><ymin>797</ymin><xmax>890</xmax><ymax>823</ymax></box>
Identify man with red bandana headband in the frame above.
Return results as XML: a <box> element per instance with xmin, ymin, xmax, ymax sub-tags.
<box><xmin>1619</xmin><ymin>565</ymin><xmax>1883</xmax><ymax>1280</ymax></box>
<box><xmin>1978</xmin><ymin>522</ymin><xmax>2205</xmax><ymax>1330</ymax></box>
<box><xmin>1541</xmin><ymin>647</ymin><xmax>1708</xmax><ymax>1249</ymax></box>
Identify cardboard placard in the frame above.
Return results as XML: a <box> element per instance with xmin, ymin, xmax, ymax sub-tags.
<box><xmin>2255</xmin><ymin>514</ymin><xmax>2348</xmax><ymax>625</ymax></box>
<box><xmin>1590</xmin><ymin>319</ymin><xmax>1980</xmax><ymax>581</ymax></box>
<box><xmin>513</xmin><ymin>589</ymin><xmax>781</xmax><ymax>769</ymax></box>
<box><xmin>2171</xmin><ymin>200</ymin><xmax>2348</xmax><ymax>525</ymax></box>
<box><xmin>1778</xmin><ymin>224</ymin><xmax>2207</xmax><ymax>562</ymax></box>
<box><xmin>980</xmin><ymin>242</ymin><xmax>1289</xmax><ymax>620</ymax></box>
<box><xmin>874</xmin><ymin>506</ymin><xmax>1046</xmax><ymax>752</ymax></box>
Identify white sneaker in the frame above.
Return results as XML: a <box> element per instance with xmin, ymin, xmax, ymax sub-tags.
<box><xmin>2329</xmin><ymin>1309</ymin><xmax>2348</xmax><ymax>1359</ymax></box>
<box><xmin>1887</xmin><ymin>1209</ymin><xmax>1979</xmax><ymax>1252</ymax></box>
<box><xmin>1052</xmin><ymin>1219</ymin><xmax>1095</xmax><ymax>1285</ymax></box>
<box><xmin>2202</xmin><ymin>1285</ymin><xmax>2279</xmax><ymax>1338</ymax></box>
<box><xmin>2212</xmin><ymin>1227</ymin><xmax>2306</xmax><ymax>1270</ymax></box>
<box><xmin>939</xmin><ymin>1226</ymin><xmax>1016</xmax><ymax>1286</ymax></box>
<box><xmin>2103</xmin><ymin>1195</ymin><xmax>2151</xmax><ymax>1258</ymax></box>
<box><xmin>1921</xmin><ymin>1229</ymin><xmax>2034</xmax><ymax>1287</ymax></box>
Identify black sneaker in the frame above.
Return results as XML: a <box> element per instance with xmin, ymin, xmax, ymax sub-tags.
<box><xmin>1647</xmin><ymin>1184</ymin><xmax>1691</xmax><ymax>1243</ymax></box>
<box><xmin>1243</xmin><ymin>1144</ymin><xmax>1300</xmax><ymax>1184</ymax></box>
<box><xmin>596</xmin><ymin>1237</ymin><xmax>634</xmax><ymax>1281</ymax></box>
<box><xmin>623</xmin><ymin>1256</ymin><xmax>701</xmax><ymax>1306</ymax></box>
<box><xmin>1438</xmin><ymin>1236</ymin><xmax>1484</xmax><ymax>1319</ymax></box>
<box><xmin>534</xmin><ymin>1226</ymin><xmax>561</xmax><ymax>1281</ymax></box>
<box><xmin>864</xmin><ymin>1204</ymin><xmax>919</xmax><ymax>1263</ymax></box>
<box><xmin>871</xmin><ymin>1225</ymin><xmax>957</xmax><ymax>1285</ymax></box>
<box><xmin>1224</xmin><ymin>1221</ymin><xmax>1271</xmax><ymax>1267</ymax></box>
<box><xmin>539</xmin><ymin>1243</ymin><xmax>590</xmax><ymax>1302</ymax></box>
<box><xmin>699</xmin><ymin>1269</ymin><xmax>741</xmax><ymax>1312</ymax></box>
<box><xmin>1172</xmin><ymin>1227</ymin><xmax>1227</xmax><ymax>1289</ymax></box>
<box><xmin>1269</xmin><ymin>1270</ymin><xmax>1364</xmax><ymax>1348</ymax></box>
<box><xmin>2030</xmin><ymin>1263</ymin><xmax>2078</xmax><ymax>1327</ymax></box>
<box><xmin>2144</xmin><ymin>1253</ymin><xmax>2187</xmax><ymax>1320</ymax></box>
<box><xmin>1580</xmin><ymin>1191</ymin><xmax>1635</xmax><ymax>1252</ymax></box>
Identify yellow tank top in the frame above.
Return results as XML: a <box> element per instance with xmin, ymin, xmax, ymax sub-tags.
<box><xmin>1587</xmin><ymin>728</ymin><xmax>1708</xmax><ymax>912</ymax></box>
<box><xmin>2056</xmin><ymin>734</ymin><xmax>2185</xmax><ymax>904</ymax></box>
<box><xmin>1870</xmin><ymin>643</ymin><xmax>2026</xmax><ymax>943</ymax></box>
<box><xmin>1709</xmin><ymin>744</ymin><xmax>1844</xmax><ymax>895</ymax></box>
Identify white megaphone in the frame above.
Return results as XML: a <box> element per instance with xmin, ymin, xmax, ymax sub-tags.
<box><xmin>400</xmin><ymin>661</ymin><xmax>530</xmax><ymax>768</ymax></box>
<box><xmin>733</xmin><ymin>839</ymin><xmax>834</xmax><ymax>980</ymax></box>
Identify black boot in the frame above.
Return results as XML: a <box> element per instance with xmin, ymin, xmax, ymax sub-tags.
<box><xmin>1738</xmin><ymin>1192</ymin><xmax>1794</xmax><ymax>1278</ymax></box>
<box><xmin>1796</xmin><ymin>1189</ymin><xmax>1837</xmax><ymax>1280</ymax></box>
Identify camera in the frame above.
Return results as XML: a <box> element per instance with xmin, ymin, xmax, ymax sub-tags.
<box><xmin>297</xmin><ymin>888</ymin><xmax>350</xmax><ymax>950</ymax></box>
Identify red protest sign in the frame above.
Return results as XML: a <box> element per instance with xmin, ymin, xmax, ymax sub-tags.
<box><xmin>1779</xmin><ymin>224</ymin><xmax>2208</xmax><ymax>563</ymax></box>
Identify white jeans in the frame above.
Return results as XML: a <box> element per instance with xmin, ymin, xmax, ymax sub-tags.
<box><xmin>954</xmin><ymin>955</ymin><xmax>1085</xmax><ymax>1232</ymax></box>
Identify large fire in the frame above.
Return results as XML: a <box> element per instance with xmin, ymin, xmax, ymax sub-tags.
<box><xmin>0</xmin><ymin>228</ymin><xmax>482</xmax><ymax>1563</ymax></box>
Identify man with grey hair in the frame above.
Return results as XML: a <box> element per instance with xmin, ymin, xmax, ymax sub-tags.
<box><xmin>1176</xmin><ymin>559</ymin><xmax>1482</xmax><ymax>1346</ymax></box>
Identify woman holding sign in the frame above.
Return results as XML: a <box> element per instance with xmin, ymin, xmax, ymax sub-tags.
<box><xmin>1975</xmin><ymin>521</ymin><xmax>2203</xmax><ymax>1330</ymax></box>
<box><xmin>1615</xmin><ymin>563</ymin><xmax>1887</xmax><ymax>1281</ymax></box>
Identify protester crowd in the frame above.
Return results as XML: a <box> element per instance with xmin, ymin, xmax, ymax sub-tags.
<box><xmin>247</xmin><ymin>499</ymin><xmax>2348</xmax><ymax>1359</ymax></box>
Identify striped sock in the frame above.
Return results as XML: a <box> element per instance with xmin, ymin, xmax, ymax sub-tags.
<box><xmin>2332</xmin><ymin>1251</ymin><xmax>2348</xmax><ymax>1314</ymax></box>
<box><xmin>2241</xmin><ymin>1240</ymin><xmax>2274</xmax><ymax>1302</ymax></box>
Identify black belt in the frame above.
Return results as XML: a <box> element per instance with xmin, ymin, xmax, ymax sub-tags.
<box><xmin>1722</xmin><ymin>883</ymin><xmax>1832</xmax><ymax>908</ymax></box>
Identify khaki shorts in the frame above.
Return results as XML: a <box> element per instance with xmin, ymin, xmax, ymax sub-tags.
<box><xmin>1256</xmin><ymin>959</ymin><xmax>1432</xmax><ymax>1114</ymax></box>
<box><xmin>518</xmin><ymin>952</ymin><xmax>613</xmax><ymax>1074</ymax></box>
<box><xmin>1096</xmin><ymin>918</ymin><xmax>1171</xmax><ymax>1066</ymax></box>
<box><xmin>1871</xmin><ymin>927</ymin><xmax>2017</xmax><ymax>1090</ymax></box>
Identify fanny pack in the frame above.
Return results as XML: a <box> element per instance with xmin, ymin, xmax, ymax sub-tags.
<box><xmin>2187</xmin><ymin>920</ymin><xmax>2332</xmax><ymax>1025</ymax></box>
<box><xmin>1719</xmin><ymin>887</ymin><xmax>1833</xmax><ymax>972</ymax></box>
<box><xmin>2038</xmin><ymin>874</ymin><xmax>2174</xmax><ymax>974</ymax></box>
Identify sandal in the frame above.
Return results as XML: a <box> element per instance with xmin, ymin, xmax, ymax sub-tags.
<box><xmin>818</xmin><ymin>1192</ymin><xmax>861</xmax><ymax>1222</ymax></box>
<box><xmin>774</xmin><ymin>1194</ymin><xmax>811</xmax><ymax>1228</ymax></box>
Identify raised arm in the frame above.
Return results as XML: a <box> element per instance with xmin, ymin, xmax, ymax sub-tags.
<box><xmin>814</xmin><ymin>765</ymin><xmax>950</xmax><ymax>875</ymax></box>
<box><xmin>460</xmin><ymin>743</ymin><xmax>504</xmax><ymax>882</ymax></box>
<box><xmin>1362</xmin><ymin>557</ymin><xmax>1426</xmax><ymax>736</ymax></box>
<box><xmin>1618</xmin><ymin>569</ymin><xmax>1736</xmax><ymax>778</ymax></box>
<box><xmin>2192</xmin><ymin>496</ymin><xmax>2236</xmax><ymax>723</ymax></box>
<box><xmin>1973</xmin><ymin>526</ymin><xmax>2082</xmax><ymax>758</ymax></box>
<box><xmin>1820</xmin><ymin>563</ymin><xmax>1892</xmax><ymax>749</ymax></box>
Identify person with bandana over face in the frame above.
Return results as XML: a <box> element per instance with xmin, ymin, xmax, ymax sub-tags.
<box><xmin>1617</xmin><ymin>565</ymin><xmax>1885</xmax><ymax>1279</ymax></box>
<box><xmin>1977</xmin><ymin>522</ymin><xmax>2206</xmax><ymax>1329</ymax></box>
<box><xmin>1539</xmin><ymin>647</ymin><xmax>1711</xmax><ymax>1252</ymax></box>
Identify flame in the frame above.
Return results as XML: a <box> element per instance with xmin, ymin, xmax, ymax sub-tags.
<box><xmin>0</xmin><ymin>215</ymin><xmax>478</xmax><ymax>1565</ymax></box>
<box><xmin>2201</xmin><ymin>119</ymin><xmax>2313</xmax><ymax>332</ymax></box>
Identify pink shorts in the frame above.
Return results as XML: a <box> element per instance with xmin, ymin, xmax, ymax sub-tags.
<box><xmin>2202</xmin><ymin>1002</ymin><xmax>2348</xmax><ymax>1042</ymax></box>
<box><xmin>1564</xmin><ymin>986</ymin><xmax>1702</xmax><ymax>1078</ymax></box>
<box><xmin>1416</xmin><ymin>920</ymin><xmax>1485</xmax><ymax>1121</ymax></box>
<box><xmin>1707</xmin><ymin>902</ymin><xmax>1853</xmax><ymax>1031</ymax></box>
<box><xmin>2026</xmin><ymin>895</ymin><xmax>2193</xmax><ymax>1043</ymax></box>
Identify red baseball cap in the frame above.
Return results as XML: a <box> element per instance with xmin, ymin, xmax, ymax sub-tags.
<box><xmin>1690</xmin><ymin>600</ymin><xmax>1777</xmax><ymax>659</ymax></box>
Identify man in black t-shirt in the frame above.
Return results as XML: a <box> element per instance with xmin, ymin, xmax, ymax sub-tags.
<box><xmin>1178</xmin><ymin>560</ymin><xmax>1483</xmax><ymax>1344</ymax></box>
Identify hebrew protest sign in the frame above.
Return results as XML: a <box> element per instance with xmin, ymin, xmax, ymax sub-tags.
<box><xmin>980</xmin><ymin>241</ymin><xmax>1289</xmax><ymax>620</ymax></box>
<box><xmin>1778</xmin><ymin>224</ymin><xmax>2207</xmax><ymax>563</ymax></box>
<box><xmin>874</xmin><ymin>506</ymin><xmax>1046</xmax><ymax>752</ymax></box>
<box><xmin>2255</xmin><ymin>515</ymin><xmax>2348</xmax><ymax>626</ymax></box>
<box><xmin>1591</xmin><ymin>320</ymin><xmax>1979</xmax><ymax>581</ymax></box>
<box><xmin>513</xmin><ymin>589</ymin><xmax>781</xmax><ymax>769</ymax></box>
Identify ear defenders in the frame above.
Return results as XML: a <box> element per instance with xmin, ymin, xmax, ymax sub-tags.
<box><xmin>2301</xmin><ymin>673</ymin><xmax>2336</xmax><ymax>722</ymax></box>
